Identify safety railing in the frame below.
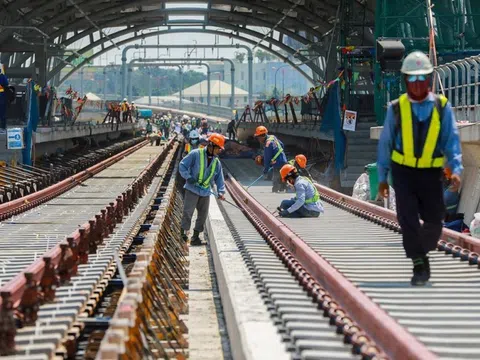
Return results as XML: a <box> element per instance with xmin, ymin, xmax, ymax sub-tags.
<box><xmin>435</xmin><ymin>55</ymin><xmax>480</xmax><ymax>122</ymax></box>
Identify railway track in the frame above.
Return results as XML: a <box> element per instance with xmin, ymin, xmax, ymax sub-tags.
<box><xmin>219</xmin><ymin>159</ymin><xmax>480</xmax><ymax>360</ymax></box>
<box><xmin>0</xmin><ymin>137</ymin><xmax>180</xmax><ymax>358</ymax></box>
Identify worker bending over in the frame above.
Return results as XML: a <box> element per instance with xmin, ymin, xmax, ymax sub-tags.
<box><xmin>377</xmin><ymin>51</ymin><xmax>463</xmax><ymax>286</ymax></box>
<box><xmin>254</xmin><ymin>126</ymin><xmax>287</xmax><ymax>192</ymax></box>
<box><xmin>179</xmin><ymin>134</ymin><xmax>226</xmax><ymax>246</ymax></box>
<box><xmin>288</xmin><ymin>154</ymin><xmax>312</xmax><ymax>180</ymax></box>
<box><xmin>183</xmin><ymin>129</ymin><xmax>200</xmax><ymax>157</ymax></box>
<box><xmin>277</xmin><ymin>164</ymin><xmax>324</xmax><ymax>218</ymax></box>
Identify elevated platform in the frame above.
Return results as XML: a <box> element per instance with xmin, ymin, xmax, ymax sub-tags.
<box><xmin>370</xmin><ymin>123</ymin><xmax>480</xmax><ymax>224</ymax></box>
<box><xmin>236</xmin><ymin>121</ymin><xmax>333</xmax><ymax>142</ymax></box>
<box><xmin>0</xmin><ymin>122</ymin><xmax>139</xmax><ymax>164</ymax></box>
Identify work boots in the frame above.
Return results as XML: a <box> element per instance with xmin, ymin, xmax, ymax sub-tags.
<box><xmin>190</xmin><ymin>230</ymin><xmax>202</xmax><ymax>246</ymax></box>
<box><xmin>180</xmin><ymin>229</ymin><xmax>188</xmax><ymax>243</ymax></box>
<box><xmin>411</xmin><ymin>256</ymin><xmax>430</xmax><ymax>286</ymax></box>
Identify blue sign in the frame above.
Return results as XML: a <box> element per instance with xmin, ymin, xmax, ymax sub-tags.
<box><xmin>7</xmin><ymin>128</ymin><xmax>24</xmax><ymax>150</ymax></box>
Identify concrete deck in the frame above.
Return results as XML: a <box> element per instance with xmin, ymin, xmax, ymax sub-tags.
<box><xmin>206</xmin><ymin>198</ymin><xmax>290</xmax><ymax>360</ymax></box>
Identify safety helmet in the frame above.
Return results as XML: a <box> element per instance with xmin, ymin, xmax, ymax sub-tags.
<box><xmin>208</xmin><ymin>133</ymin><xmax>225</xmax><ymax>150</ymax></box>
<box><xmin>280</xmin><ymin>164</ymin><xmax>297</xmax><ymax>182</ymax></box>
<box><xmin>254</xmin><ymin>126</ymin><xmax>268</xmax><ymax>137</ymax></box>
<box><xmin>123</xmin><ymin>98</ymin><xmax>127</xmax><ymax>102</ymax></box>
<box><xmin>255</xmin><ymin>155</ymin><xmax>264</xmax><ymax>166</ymax></box>
<box><xmin>400</xmin><ymin>51</ymin><xmax>433</xmax><ymax>76</ymax></box>
<box><xmin>189</xmin><ymin>130</ymin><xmax>199</xmax><ymax>139</ymax></box>
<box><xmin>131</xmin><ymin>101</ymin><xmax>135</xmax><ymax>104</ymax></box>
<box><xmin>295</xmin><ymin>154</ymin><xmax>307</xmax><ymax>169</ymax></box>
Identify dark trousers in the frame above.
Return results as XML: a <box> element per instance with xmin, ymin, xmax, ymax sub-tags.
<box><xmin>162</xmin><ymin>127</ymin><xmax>169</xmax><ymax>139</ymax></box>
<box><xmin>280</xmin><ymin>200</ymin><xmax>320</xmax><ymax>218</ymax></box>
<box><xmin>228</xmin><ymin>130</ymin><xmax>235</xmax><ymax>140</ymax></box>
<box><xmin>391</xmin><ymin>163</ymin><xmax>445</xmax><ymax>259</ymax></box>
<box><xmin>181</xmin><ymin>190</ymin><xmax>210</xmax><ymax>233</ymax></box>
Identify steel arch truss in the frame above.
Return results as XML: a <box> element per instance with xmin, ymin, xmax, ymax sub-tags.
<box><xmin>0</xmin><ymin>0</ymin><xmax>375</xmax><ymax>84</ymax></box>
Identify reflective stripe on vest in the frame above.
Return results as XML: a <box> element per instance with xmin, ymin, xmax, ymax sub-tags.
<box><xmin>303</xmin><ymin>177</ymin><xmax>320</xmax><ymax>204</ymax></box>
<box><xmin>198</xmin><ymin>148</ymin><xmax>218</xmax><ymax>189</ymax></box>
<box><xmin>391</xmin><ymin>94</ymin><xmax>447</xmax><ymax>169</ymax></box>
<box><xmin>288</xmin><ymin>159</ymin><xmax>295</xmax><ymax>166</ymax></box>
<box><xmin>267</xmin><ymin>135</ymin><xmax>284</xmax><ymax>163</ymax></box>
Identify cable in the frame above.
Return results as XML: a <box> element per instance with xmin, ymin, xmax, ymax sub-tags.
<box><xmin>66</xmin><ymin>0</ymin><xmax>120</xmax><ymax>50</ymax></box>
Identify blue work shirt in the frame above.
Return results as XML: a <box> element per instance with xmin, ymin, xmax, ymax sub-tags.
<box><xmin>377</xmin><ymin>92</ymin><xmax>463</xmax><ymax>183</ymax></box>
<box><xmin>287</xmin><ymin>177</ymin><xmax>324</xmax><ymax>214</ymax></box>
<box><xmin>263</xmin><ymin>135</ymin><xmax>287</xmax><ymax>173</ymax></box>
<box><xmin>179</xmin><ymin>148</ymin><xmax>226</xmax><ymax>197</ymax></box>
<box><xmin>0</xmin><ymin>73</ymin><xmax>8</xmax><ymax>97</ymax></box>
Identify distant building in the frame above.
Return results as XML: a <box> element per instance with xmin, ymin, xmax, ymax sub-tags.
<box><xmin>173</xmin><ymin>79</ymin><xmax>249</xmax><ymax>107</ymax></box>
<box><xmin>210</xmin><ymin>60</ymin><xmax>313</xmax><ymax>99</ymax></box>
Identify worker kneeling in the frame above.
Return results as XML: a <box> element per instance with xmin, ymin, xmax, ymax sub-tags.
<box><xmin>278</xmin><ymin>164</ymin><xmax>324</xmax><ymax>218</ymax></box>
<box><xmin>179</xmin><ymin>133</ymin><xmax>226</xmax><ymax>246</ymax></box>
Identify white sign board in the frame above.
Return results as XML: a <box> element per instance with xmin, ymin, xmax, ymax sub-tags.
<box><xmin>6</xmin><ymin>128</ymin><xmax>24</xmax><ymax>150</ymax></box>
<box><xmin>343</xmin><ymin>110</ymin><xmax>358</xmax><ymax>132</ymax></box>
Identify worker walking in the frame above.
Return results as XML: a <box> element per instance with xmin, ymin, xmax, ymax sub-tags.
<box><xmin>277</xmin><ymin>164</ymin><xmax>324</xmax><ymax>218</ymax></box>
<box><xmin>377</xmin><ymin>51</ymin><xmax>463</xmax><ymax>286</ymax></box>
<box><xmin>254</xmin><ymin>126</ymin><xmax>288</xmax><ymax>192</ymax></box>
<box><xmin>288</xmin><ymin>154</ymin><xmax>313</xmax><ymax>180</ymax></box>
<box><xmin>179</xmin><ymin>134</ymin><xmax>226</xmax><ymax>246</ymax></box>
<box><xmin>183</xmin><ymin>129</ymin><xmax>200</xmax><ymax>157</ymax></box>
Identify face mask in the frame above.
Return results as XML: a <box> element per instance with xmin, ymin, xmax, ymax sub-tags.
<box><xmin>191</xmin><ymin>139</ymin><xmax>198</xmax><ymax>145</ymax></box>
<box><xmin>405</xmin><ymin>75</ymin><xmax>431</xmax><ymax>101</ymax></box>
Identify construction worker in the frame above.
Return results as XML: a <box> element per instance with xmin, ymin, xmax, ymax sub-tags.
<box><xmin>184</xmin><ymin>129</ymin><xmax>200</xmax><ymax>157</ymax></box>
<box><xmin>288</xmin><ymin>154</ymin><xmax>312</xmax><ymax>179</ymax></box>
<box><xmin>121</xmin><ymin>98</ymin><xmax>129</xmax><ymax>122</ymax></box>
<box><xmin>179</xmin><ymin>134</ymin><xmax>226</xmax><ymax>246</ymax></box>
<box><xmin>377</xmin><ymin>51</ymin><xmax>463</xmax><ymax>286</ymax></box>
<box><xmin>254</xmin><ymin>126</ymin><xmax>288</xmax><ymax>192</ymax></box>
<box><xmin>277</xmin><ymin>164</ymin><xmax>324</xmax><ymax>218</ymax></box>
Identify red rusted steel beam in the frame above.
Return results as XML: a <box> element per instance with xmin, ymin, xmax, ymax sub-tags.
<box><xmin>314</xmin><ymin>183</ymin><xmax>480</xmax><ymax>253</ymax></box>
<box><xmin>225</xmin><ymin>176</ymin><xmax>437</xmax><ymax>360</ymax></box>
<box><xmin>0</xmin><ymin>137</ymin><xmax>176</xmax><ymax>316</ymax></box>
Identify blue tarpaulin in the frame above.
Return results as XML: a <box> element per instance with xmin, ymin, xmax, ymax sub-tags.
<box><xmin>22</xmin><ymin>81</ymin><xmax>39</xmax><ymax>165</ymax></box>
<box><xmin>319</xmin><ymin>82</ymin><xmax>346</xmax><ymax>173</ymax></box>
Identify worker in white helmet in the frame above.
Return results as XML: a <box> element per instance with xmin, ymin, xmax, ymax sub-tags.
<box><xmin>377</xmin><ymin>50</ymin><xmax>463</xmax><ymax>286</ymax></box>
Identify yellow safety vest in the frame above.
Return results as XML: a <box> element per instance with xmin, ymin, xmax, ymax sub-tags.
<box><xmin>197</xmin><ymin>148</ymin><xmax>218</xmax><ymax>189</ymax></box>
<box><xmin>267</xmin><ymin>135</ymin><xmax>284</xmax><ymax>164</ymax></box>
<box><xmin>303</xmin><ymin>177</ymin><xmax>320</xmax><ymax>204</ymax></box>
<box><xmin>391</xmin><ymin>93</ymin><xmax>447</xmax><ymax>169</ymax></box>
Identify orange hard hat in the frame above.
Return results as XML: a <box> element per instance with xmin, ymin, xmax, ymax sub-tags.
<box><xmin>254</xmin><ymin>126</ymin><xmax>268</xmax><ymax>137</ymax></box>
<box><xmin>255</xmin><ymin>155</ymin><xmax>264</xmax><ymax>166</ymax></box>
<box><xmin>295</xmin><ymin>154</ymin><xmax>307</xmax><ymax>169</ymax></box>
<box><xmin>208</xmin><ymin>133</ymin><xmax>225</xmax><ymax>149</ymax></box>
<box><xmin>280</xmin><ymin>164</ymin><xmax>297</xmax><ymax>182</ymax></box>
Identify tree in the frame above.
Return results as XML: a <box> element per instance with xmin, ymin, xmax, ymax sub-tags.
<box><xmin>235</xmin><ymin>51</ymin><xmax>246</xmax><ymax>64</ymax></box>
<box><xmin>255</xmin><ymin>49</ymin><xmax>267</xmax><ymax>63</ymax></box>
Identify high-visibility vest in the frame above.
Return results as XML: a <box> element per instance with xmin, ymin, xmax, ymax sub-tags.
<box><xmin>302</xmin><ymin>177</ymin><xmax>320</xmax><ymax>204</ymax></box>
<box><xmin>0</xmin><ymin>85</ymin><xmax>4</xmax><ymax>93</ymax></box>
<box><xmin>197</xmin><ymin>148</ymin><xmax>218</xmax><ymax>189</ymax></box>
<box><xmin>185</xmin><ymin>143</ymin><xmax>191</xmax><ymax>154</ymax></box>
<box><xmin>266</xmin><ymin>135</ymin><xmax>284</xmax><ymax>164</ymax></box>
<box><xmin>391</xmin><ymin>93</ymin><xmax>447</xmax><ymax>169</ymax></box>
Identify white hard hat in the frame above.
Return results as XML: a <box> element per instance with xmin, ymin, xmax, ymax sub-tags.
<box><xmin>189</xmin><ymin>130</ymin><xmax>199</xmax><ymax>139</ymax></box>
<box><xmin>131</xmin><ymin>101</ymin><xmax>135</xmax><ymax>104</ymax></box>
<box><xmin>123</xmin><ymin>98</ymin><xmax>127</xmax><ymax>101</ymax></box>
<box><xmin>401</xmin><ymin>51</ymin><xmax>433</xmax><ymax>75</ymax></box>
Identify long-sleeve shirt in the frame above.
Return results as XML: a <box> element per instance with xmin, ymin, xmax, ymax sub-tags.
<box><xmin>287</xmin><ymin>177</ymin><xmax>324</xmax><ymax>214</ymax></box>
<box><xmin>377</xmin><ymin>92</ymin><xmax>463</xmax><ymax>183</ymax></box>
<box><xmin>263</xmin><ymin>135</ymin><xmax>287</xmax><ymax>173</ymax></box>
<box><xmin>179</xmin><ymin>148</ymin><xmax>226</xmax><ymax>197</ymax></box>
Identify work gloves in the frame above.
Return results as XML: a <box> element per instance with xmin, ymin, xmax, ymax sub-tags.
<box><xmin>279</xmin><ymin>209</ymin><xmax>289</xmax><ymax>217</ymax></box>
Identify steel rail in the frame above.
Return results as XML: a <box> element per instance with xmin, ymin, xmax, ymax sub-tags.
<box><xmin>314</xmin><ymin>183</ymin><xmax>480</xmax><ymax>259</ymax></box>
<box><xmin>0</xmin><ymin>140</ymin><xmax>148</xmax><ymax>221</ymax></box>
<box><xmin>0</xmin><ymin>136</ymin><xmax>177</xmax><ymax>355</ymax></box>
<box><xmin>223</xmin><ymin>173</ymin><xmax>436</xmax><ymax>360</ymax></box>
